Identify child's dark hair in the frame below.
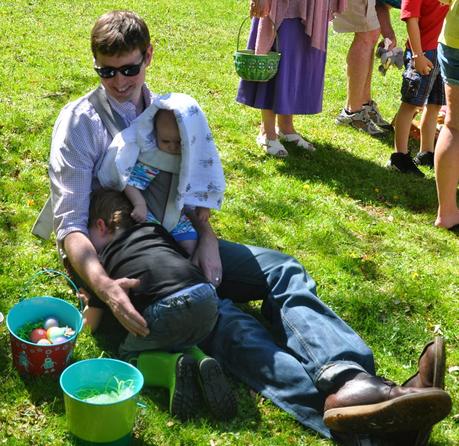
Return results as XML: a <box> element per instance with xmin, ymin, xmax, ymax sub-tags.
<box><xmin>88</xmin><ymin>189</ymin><xmax>135</xmax><ymax>233</ymax></box>
<box><xmin>91</xmin><ymin>10</ymin><xmax>151</xmax><ymax>57</ymax></box>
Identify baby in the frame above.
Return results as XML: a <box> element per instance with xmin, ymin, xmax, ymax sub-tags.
<box><xmin>124</xmin><ymin>109</ymin><xmax>209</xmax><ymax>255</ymax></box>
<box><xmin>97</xmin><ymin>93</ymin><xmax>226</xmax><ymax>257</ymax></box>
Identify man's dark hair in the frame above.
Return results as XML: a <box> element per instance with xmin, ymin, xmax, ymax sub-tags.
<box><xmin>88</xmin><ymin>189</ymin><xmax>135</xmax><ymax>233</ymax></box>
<box><xmin>91</xmin><ymin>10</ymin><xmax>151</xmax><ymax>57</ymax></box>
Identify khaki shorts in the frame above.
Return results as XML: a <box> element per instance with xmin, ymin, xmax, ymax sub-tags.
<box><xmin>333</xmin><ymin>0</ymin><xmax>380</xmax><ymax>33</ymax></box>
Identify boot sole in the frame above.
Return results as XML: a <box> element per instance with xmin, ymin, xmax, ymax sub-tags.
<box><xmin>324</xmin><ymin>389</ymin><xmax>452</xmax><ymax>434</ymax></box>
<box><xmin>170</xmin><ymin>355</ymin><xmax>201</xmax><ymax>421</ymax></box>
<box><xmin>198</xmin><ymin>357</ymin><xmax>237</xmax><ymax>420</ymax></box>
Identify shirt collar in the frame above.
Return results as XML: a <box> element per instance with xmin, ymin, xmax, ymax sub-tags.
<box><xmin>103</xmin><ymin>84</ymin><xmax>152</xmax><ymax>126</ymax></box>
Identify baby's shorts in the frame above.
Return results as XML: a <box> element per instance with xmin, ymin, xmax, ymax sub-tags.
<box><xmin>438</xmin><ymin>43</ymin><xmax>459</xmax><ymax>86</ymax></box>
<box><xmin>401</xmin><ymin>49</ymin><xmax>445</xmax><ymax>107</ymax></box>
<box><xmin>333</xmin><ymin>0</ymin><xmax>379</xmax><ymax>33</ymax></box>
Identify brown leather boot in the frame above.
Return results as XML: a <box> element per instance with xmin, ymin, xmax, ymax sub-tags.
<box><xmin>403</xmin><ymin>336</ymin><xmax>446</xmax><ymax>389</ymax></box>
<box><xmin>389</xmin><ymin>337</ymin><xmax>447</xmax><ymax>446</ymax></box>
<box><xmin>323</xmin><ymin>372</ymin><xmax>452</xmax><ymax>434</ymax></box>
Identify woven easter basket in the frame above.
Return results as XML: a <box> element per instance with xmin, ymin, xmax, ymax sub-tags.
<box><xmin>234</xmin><ymin>17</ymin><xmax>281</xmax><ymax>82</ymax></box>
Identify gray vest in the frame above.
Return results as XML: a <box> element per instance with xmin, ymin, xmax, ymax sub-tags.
<box><xmin>33</xmin><ymin>87</ymin><xmax>176</xmax><ymax>239</ymax></box>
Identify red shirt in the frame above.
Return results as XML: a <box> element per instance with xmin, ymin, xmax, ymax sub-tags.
<box><xmin>401</xmin><ymin>0</ymin><xmax>449</xmax><ymax>51</ymax></box>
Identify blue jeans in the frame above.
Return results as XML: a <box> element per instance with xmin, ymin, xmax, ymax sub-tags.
<box><xmin>200</xmin><ymin>240</ymin><xmax>375</xmax><ymax>438</ymax></box>
<box><xmin>119</xmin><ymin>283</ymin><xmax>218</xmax><ymax>357</ymax></box>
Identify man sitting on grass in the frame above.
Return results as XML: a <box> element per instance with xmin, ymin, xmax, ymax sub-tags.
<box><xmin>48</xmin><ymin>9</ymin><xmax>452</xmax><ymax>445</ymax></box>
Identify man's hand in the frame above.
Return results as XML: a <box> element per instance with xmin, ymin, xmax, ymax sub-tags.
<box><xmin>250</xmin><ymin>0</ymin><xmax>270</xmax><ymax>18</ymax></box>
<box><xmin>376</xmin><ymin>3</ymin><xmax>397</xmax><ymax>49</ymax></box>
<box><xmin>64</xmin><ymin>232</ymin><xmax>149</xmax><ymax>337</ymax></box>
<box><xmin>102</xmin><ymin>277</ymin><xmax>149</xmax><ymax>336</ymax></box>
<box><xmin>191</xmin><ymin>231</ymin><xmax>222</xmax><ymax>287</ymax></box>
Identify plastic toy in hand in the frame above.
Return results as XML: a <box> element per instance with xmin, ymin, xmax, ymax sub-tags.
<box><xmin>376</xmin><ymin>39</ymin><xmax>404</xmax><ymax>76</ymax></box>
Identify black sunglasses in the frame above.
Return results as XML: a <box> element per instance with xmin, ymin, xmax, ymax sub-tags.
<box><xmin>94</xmin><ymin>53</ymin><xmax>145</xmax><ymax>79</ymax></box>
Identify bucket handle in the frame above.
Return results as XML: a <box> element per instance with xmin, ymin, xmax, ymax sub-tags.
<box><xmin>236</xmin><ymin>16</ymin><xmax>279</xmax><ymax>53</ymax></box>
<box><xmin>22</xmin><ymin>268</ymin><xmax>84</xmax><ymax>312</ymax></box>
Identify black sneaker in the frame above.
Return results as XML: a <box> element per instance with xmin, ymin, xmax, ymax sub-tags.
<box><xmin>386</xmin><ymin>152</ymin><xmax>425</xmax><ymax>177</ymax></box>
<box><xmin>413</xmin><ymin>151</ymin><xmax>434</xmax><ymax>169</ymax></box>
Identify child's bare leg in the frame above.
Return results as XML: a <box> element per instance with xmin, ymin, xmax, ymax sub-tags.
<box><xmin>394</xmin><ymin>102</ymin><xmax>419</xmax><ymax>153</ymax></box>
<box><xmin>178</xmin><ymin>239</ymin><xmax>198</xmax><ymax>257</ymax></box>
<box><xmin>83</xmin><ymin>306</ymin><xmax>104</xmax><ymax>333</ymax></box>
<box><xmin>420</xmin><ymin>104</ymin><xmax>441</xmax><ymax>153</ymax></box>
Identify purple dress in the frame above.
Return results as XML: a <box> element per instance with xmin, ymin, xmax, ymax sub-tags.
<box><xmin>236</xmin><ymin>17</ymin><xmax>327</xmax><ymax>115</ymax></box>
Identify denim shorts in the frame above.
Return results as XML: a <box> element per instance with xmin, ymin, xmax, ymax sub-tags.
<box><xmin>438</xmin><ymin>42</ymin><xmax>459</xmax><ymax>86</ymax></box>
<box><xmin>119</xmin><ymin>283</ymin><xmax>219</xmax><ymax>357</ymax></box>
<box><xmin>401</xmin><ymin>49</ymin><xmax>446</xmax><ymax>106</ymax></box>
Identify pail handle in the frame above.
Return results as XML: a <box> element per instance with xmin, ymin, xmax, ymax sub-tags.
<box><xmin>236</xmin><ymin>16</ymin><xmax>279</xmax><ymax>53</ymax></box>
<box><xmin>22</xmin><ymin>268</ymin><xmax>84</xmax><ymax>312</ymax></box>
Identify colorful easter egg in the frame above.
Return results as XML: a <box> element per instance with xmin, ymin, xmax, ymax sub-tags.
<box><xmin>37</xmin><ymin>338</ymin><xmax>52</xmax><ymax>345</ymax></box>
<box><xmin>51</xmin><ymin>336</ymin><xmax>68</xmax><ymax>344</ymax></box>
<box><xmin>47</xmin><ymin>326</ymin><xmax>67</xmax><ymax>341</ymax></box>
<box><xmin>30</xmin><ymin>328</ymin><xmax>48</xmax><ymax>343</ymax></box>
<box><xmin>44</xmin><ymin>317</ymin><xmax>59</xmax><ymax>330</ymax></box>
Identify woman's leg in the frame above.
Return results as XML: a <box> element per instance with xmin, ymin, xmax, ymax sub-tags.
<box><xmin>277</xmin><ymin>114</ymin><xmax>295</xmax><ymax>134</ymax></box>
<box><xmin>258</xmin><ymin>109</ymin><xmax>288</xmax><ymax>157</ymax></box>
<box><xmin>260</xmin><ymin>109</ymin><xmax>277</xmax><ymax>140</ymax></box>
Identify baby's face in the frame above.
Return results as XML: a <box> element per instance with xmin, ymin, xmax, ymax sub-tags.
<box><xmin>156</xmin><ymin>113</ymin><xmax>181</xmax><ymax>155</ymax></box>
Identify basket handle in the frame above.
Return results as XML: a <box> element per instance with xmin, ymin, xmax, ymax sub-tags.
<box><xmin>236</xmin><ymin>16</ymin><xmax>279</xmax><ymax>53</ymax></box>
<box><xmin>22</xmin><ymin>268</ymin><xmax>84</xmax><ymax>312</ymax></box>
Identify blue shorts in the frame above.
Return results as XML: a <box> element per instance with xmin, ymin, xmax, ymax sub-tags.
<box><xmin>400</xmin><ymin>49</ymin><xmax>446</xmax><ymax>106</ymax></box>
<box><xmin>438</xmin><ymin>43</ymin><xmax>459</xmax><ymax>86</ymax></box>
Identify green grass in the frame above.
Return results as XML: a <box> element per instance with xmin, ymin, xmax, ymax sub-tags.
<box><xmin>0</xmin><ymin>1</ymin><xmax>458</xmax><ymax>445</ymax></box>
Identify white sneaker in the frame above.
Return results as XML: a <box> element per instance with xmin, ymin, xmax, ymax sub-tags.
<box><xmin>335</xmin><ymin>108</ymin><xmax>385</xmax><ymax>136</ymax></box>
<box><xmin>364</xmin><ymin>100</ymin><xmax>392</xmax><ymax>131</ymax></box>
<box><xmin>278</xmin><ymin>130</ymin><xmax>316</xmax><ymax>152</ymax></box>
<box><xmin>256</xmin><ymin>134</ymin><xmax>288</xmax><ymax>157</ymax></box>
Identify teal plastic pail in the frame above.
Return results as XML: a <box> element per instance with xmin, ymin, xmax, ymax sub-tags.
<box><xmin>60</xmin><ymin>358</ymin><xmax>144</xmax><ymax>445</ymax></box>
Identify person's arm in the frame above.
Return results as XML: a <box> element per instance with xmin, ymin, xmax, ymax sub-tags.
<box><xmin>124</xmin><ymin>185</ymin><xmax>148</xmax><ymax>222</ymax></box>
<box><xmin>250</xmin><ymin>0</ymin><xmax>271</xmax><ymax>18</ymax></box>
<box><xmin>49</xmin><ymin>104</ymin><xmax>148</xmax><ymax>336</ymax></box>
<box><xmin>195</xmin><ymin>207</ymin><xmax>211</xmax><ymax>223</ymax></box>
<box><xmin>376</xmin><ymin>3</ymin><xmax>397</xmax><ymax>49</ymax></box>
<box><xmin>64</xmin><ymin>232</ymin><xmax>148</xmax><ymax>336</ymax></box>
<box><xmin>186</xmin><ymin>210</ymin><xmax>222</xmax><ymax>287</ymax></box>
<box><xmin>405</xmin><ymin>17</ymin><xmax>433</xmax><ymax>75</ymax></box>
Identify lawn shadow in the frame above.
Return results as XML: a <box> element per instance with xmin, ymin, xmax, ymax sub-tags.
<box><xmin>275</xmin><ymin>138</ymin><xmax>439</xmax><ymax>216</ymax></box>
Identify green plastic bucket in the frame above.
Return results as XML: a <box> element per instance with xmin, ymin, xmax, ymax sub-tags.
<box><xmin>60</xmin><ymin>358</ymin><xmax>144</xmax><ymax>445</ymax></box>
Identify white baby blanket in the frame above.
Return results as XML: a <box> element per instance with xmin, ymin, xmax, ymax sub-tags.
<box><xmin>98</xmin><ymin>92</ymin><xmax>226</xmax><ymax>213</ymax></box>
